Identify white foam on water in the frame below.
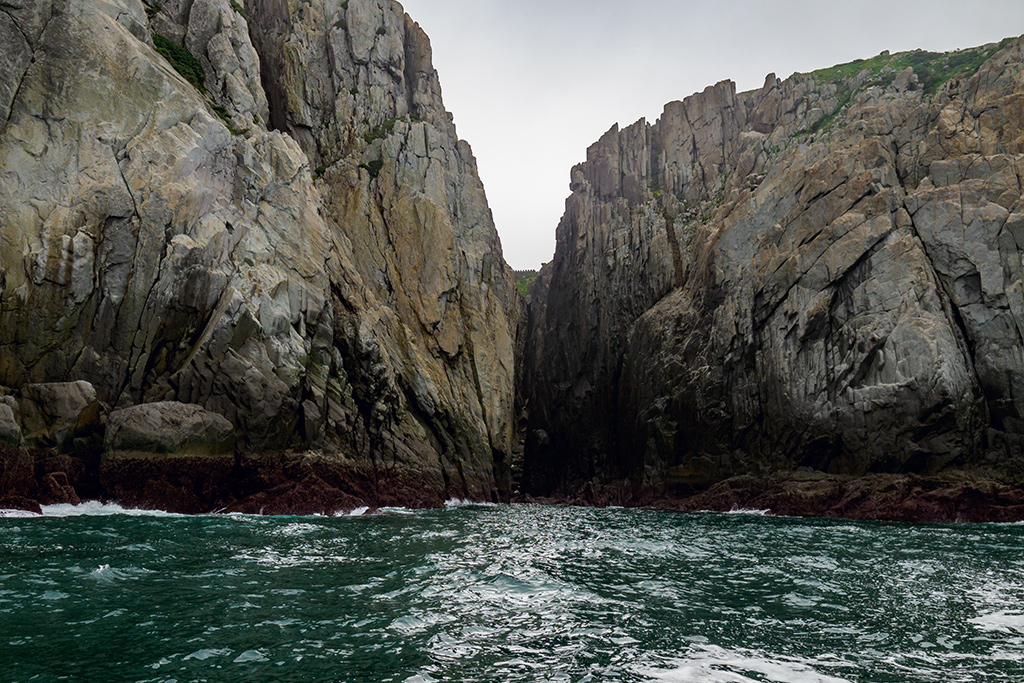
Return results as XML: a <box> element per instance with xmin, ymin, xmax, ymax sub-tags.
<box><xmin>444</xmin><ymin>499</ymin><xmax>497</xmax><ymax>509</ymax></box>
<box><xmin>86</xmin><ymin>563</ymin><xmax>155</xmax><ymax>583</ymax></box>
<box><xmin>0</xmin><ymin>509</ymin><xmax>39</xmax><ymax>518</ymax></box>
<box><xmin>380</xmin><ymin>506</ymin><xmax>417</xmax><ymax>515</ymax></box>
<box><xmin>638</xmin><ymin>646</ymin><xmax>853</xmax><ymax>683</ymax></box>
<box><xmin>233</xmin><ymin>649</ymin><xmax>269</xmax><ymax>663</ymax></box>
<box><xmin>969</xmin><ymin>610</ymin><xmax>1024</xmax><ymax>634</ymax></box>
<box><xmin>274</xmin><ymin>522</ymin><xmax>320</xmax><ymax>536</ymax></box>
<box><xmin>403</xmin><ymin>674</ymin><xmax>438</xmax><ymax>683</ymax></box>
<box><xmin>724</xmin><ymin>508</ymin><xmax>773</xmax><ymax>516</ymax></box>
<box><xmin>39</xmin><ymin>501</ymin><xmax>184</xmax><ymax>518</ymax></box>
<box><xmin>183</xmin><ymin>648</ymin><xmax>232</xmax><ymax>662</ymax></box>
<box><xmin>346</xmin><ymin>506</ymin><xmax>371</xmax><ymax>516</ymax></box>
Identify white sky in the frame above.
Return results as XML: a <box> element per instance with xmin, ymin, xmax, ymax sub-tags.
<box><xmin>398</xmin><ymin>0</ymin><xmax>1024</xmax><ymax>270</ymax></box>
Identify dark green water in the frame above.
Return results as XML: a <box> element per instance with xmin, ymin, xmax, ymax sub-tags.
<box><xmin>1</xmin><ymin>502</ymin><xmax>1022</xmax><ymax>682</ymax></box>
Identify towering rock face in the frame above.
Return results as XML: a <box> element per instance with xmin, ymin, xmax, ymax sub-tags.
<box><xmin>523</xmin><ymin>39</ymin><xmax>1024</xmax><ymax>498</ymax></box>
<box><xmin>0</xmin><ymin>0</ymin><xmax>518</xmax><ymax>508</ymax></box>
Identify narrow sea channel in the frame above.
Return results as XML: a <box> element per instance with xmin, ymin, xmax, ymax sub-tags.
<box><xmin>1</xmin><ymin>502</ymin><xmax>1022</xmax><ymax>682</ymax></box>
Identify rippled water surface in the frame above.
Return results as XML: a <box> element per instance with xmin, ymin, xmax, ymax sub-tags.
<box><xmin>1</xmin><ymin>502</ymin><xmax>1023</xmax><ymax>682</ymax></box>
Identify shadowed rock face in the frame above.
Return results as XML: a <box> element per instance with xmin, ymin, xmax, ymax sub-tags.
<box><xmin>0</xmin><ymin>0</ymin><xmax>518</xmax><ymax>507</ymax></box>
<box><xmin>523</xmin><ymin>38</ymin><xmax>1024</xmax><ymax>499</ymax></box>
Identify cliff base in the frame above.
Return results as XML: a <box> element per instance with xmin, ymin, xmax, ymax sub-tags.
<box><xmin>518</xmin><ymin>470</ymin><xmax>1024</xmax><ymax>524</ymax></box>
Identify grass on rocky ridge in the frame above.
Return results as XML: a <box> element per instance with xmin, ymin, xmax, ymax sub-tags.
<box><xmin>812</xmin><ymin>37</ymin><xmax>1015</xmax><ymax>96</ymax></box>
<box><xmin>795</xmin><ymin>37</ymin><xmax>1015</xmax><ymax>137</ymax></box>
<box><xmin>359</xmin><ymin>159</ymin><xmax>384</xmax><ymax>178</ymax></box>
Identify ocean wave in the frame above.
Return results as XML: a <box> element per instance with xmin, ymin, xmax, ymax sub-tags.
<box><xmin>444</xmin><ymin>499</ymin><xmax>498</xmax><ymax>509</ymax></box>
<box><xmin>0</xmin><ymin>509</ymin><xmax>39</xmax><ymax>518</ymax></box>
<box><xmin>724</xmin><ymin>508</ymin><xmax>773</xmax><ymax>516</ymax></box>
<box><xmin>380</xmin><ymin>506</ymin><xmax>417</xmax><ymax>515</ymax></box>
<box><xmin>39</xmin><ymin>502</ymin><xmax>185</xmax><ymax>518</ymax></box>
<box><xmin>2</xmin><ymin>501</ymin><xmax>182</xmax><ymax>518</ymax></box>
<box><xmin>86</xmin><ymin>563</ymin><xmax>155</xmax><ymax>583</ymax></box>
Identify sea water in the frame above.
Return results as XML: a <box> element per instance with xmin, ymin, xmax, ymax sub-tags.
<box><xmin>1</xmin><ymin>502</ymin><xmax>1022</xmax><ymax>682</ymax></box>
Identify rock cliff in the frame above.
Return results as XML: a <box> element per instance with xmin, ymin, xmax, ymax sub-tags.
<box><xmin>0</xmin><ymin>0</ymin><xmax>518</xmax><ymax>511</ymax></box>
<box><xmin>522</xmin><ymin>38</ymin><xmax>1024</xmax><ymax>508</ymax></box>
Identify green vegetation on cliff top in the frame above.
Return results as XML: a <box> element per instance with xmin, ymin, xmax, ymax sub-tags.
<box><xmin>811</xmin><ymin>37</ymin><xmax>1014</xmax><ymax>95</ymax></box>
<box><xmin>794</xmin><ymin>37</ymin><xmax>1015</xmax><ymax>137</ymax></box>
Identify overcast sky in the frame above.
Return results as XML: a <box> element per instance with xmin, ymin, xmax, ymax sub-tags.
<box><xmin>398</xmin><ymin>0</ymin><xmax>1024</xmax><ymax>270</ymax></box>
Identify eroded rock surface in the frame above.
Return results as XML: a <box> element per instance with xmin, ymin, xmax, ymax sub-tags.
<box><xmin>523</xmin><ymin>39</ymin><xmax>1024</xmax><ymax>502</ymax></box>
<box><xmin>0</xmin><ymin>0</ymin><xmax>518</xmax><ymax>510</ymax></box>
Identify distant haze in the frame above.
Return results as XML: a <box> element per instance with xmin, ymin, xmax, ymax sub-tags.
<box><xmin>398</xmin><ymin>0</ymin><xmax>1024</xmax><ymax>270</ymax></box>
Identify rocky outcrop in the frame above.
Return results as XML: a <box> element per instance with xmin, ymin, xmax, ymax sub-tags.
<box><xmin>105</xmin><ymin>401</ymin><xmax>235</xmax><ymax>455</ymax></box>
<box><xmin>19</xmin><ymin>382</ymin><xmax>97</xmax><ymax>447</ymax></box>
<box><xmin>0</xmin><ymin>0</ymin><xmax>518</xmax><ymax>511</ymax></box>
<box><xmin>523</xmin><ymin>39</ymin><xmax>1024</xmax><ymax>503</ymax></box>
<box><xmin>0</xmin><ymin>405</ymin><xmax>21</xmax><ymax>446</ymax></box>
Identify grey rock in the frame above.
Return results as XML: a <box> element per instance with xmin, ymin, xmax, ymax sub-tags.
<box><xmin>105</xmin><ymin>401</ymin><xmax>235</xmax><ymax>455</ymax></box>
<box><xmin>19</xmin><ymin>382</ymin><xmax>97</xmax><ymax>446</ymax></box>
<box><xmin>0</xmin><ymin>404</ymin><xmax>22</xmax><ymax>445</ymax></box>
<box><xmin>184</xmin><ymin>0</ymin><xmax>270</xmax><ymax>129</ymax></box>
<box><xmin>0</xmin><ymin>0</ymin><xmax>518</xmax><ymax>504</ymax></box>
<box><xmin>524</xmin><ymin>37</ymin><xmax>1024</xmax><ymax>497</ymax></box>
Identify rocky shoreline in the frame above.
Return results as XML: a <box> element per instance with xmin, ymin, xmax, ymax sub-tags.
<box><xmin>6</xmin><ymin>433</ymin><xmax>1024</xmax><ymax>523</ymax></box>
<box><xmin>0</xmin><ymin>379</ymin><xmax>485</xmax><ymax>516</ymax></box>
<box><xmin>0</xmin><ymin>380</ymin><xmax>1022</xmax><ymax>523</ymax></box>
<box><xmin>0</xmin><ymin>447</ymin><xmax>464</xmax><ymax>516</ymax></box>
<box><xmin>521</xmin><ymin>470</ymin><xmax>1024</xmax><ymax>524</ymax></box>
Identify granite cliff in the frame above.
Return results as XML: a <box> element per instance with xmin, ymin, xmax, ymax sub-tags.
<box><xmin>522</xmin><ymin>38</ymin><xmax>1024</xmax><ymax>520</ymax></box>
<box><xmin>0</xmin><ymin>0</ymin><xmax>518</xmax><ymax>513</ymax></box>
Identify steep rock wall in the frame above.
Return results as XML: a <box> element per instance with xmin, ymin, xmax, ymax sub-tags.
<box><xmin>0</xmin><ymin>0</ymin><xmax>518</xmax><ymax>508</ymax></box>
<box><xmin>523</xmin><ymin>39</ymin><xmax>1024</xmax><ymax>498</ymax></box>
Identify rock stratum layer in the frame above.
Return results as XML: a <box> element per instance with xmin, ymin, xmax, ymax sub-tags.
<box><xmin>523</xmin><ymin>38</ymin><xmax>1024</xmax><ymax>517</ymax></box>
<box><xmin>0</xmin><ymin>0</ymin><xmax>518</xmax><ymax>512</ymax></box>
